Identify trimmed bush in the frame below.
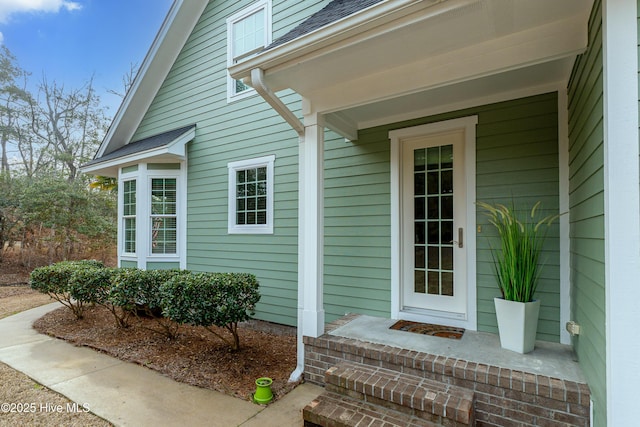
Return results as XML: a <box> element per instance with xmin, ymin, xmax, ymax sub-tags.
<box><xmin>69</xmin><ymin>266</ymin><xmax>115</xmax><ymax>305</ymax></box>
<box><xmin>30</xmin><ymin>260</ymin><xmax>104</xmax><ymax>319</ymax></box>
<box><xmin>68</xmin><ymin>266</ymin><xmax>127</xmax><ymax>327</ymax></box>
<box><xmin>110</xmin><ymin>268</ymin><xmax>185</xmax><ymax>337</ymax></box>
<box><xmin>160</xmin><ymin>272</ymin><xmax>260</xmax><ymax>351</ymax></box>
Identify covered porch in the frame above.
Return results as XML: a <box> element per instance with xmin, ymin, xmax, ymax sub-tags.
<box><xmin>229</xmin><ymin>0</ymin><xmax>640</xmax><ymax>424</ymax></box>
<box><xmin>231</xmin><ymin>0</ymin><xmax>593</xmax><ymax>342</ymax></box>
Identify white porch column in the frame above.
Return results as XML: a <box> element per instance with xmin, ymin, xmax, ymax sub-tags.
<box><xmin>298</xmin><ymin>101</ymin><xmax>325</xmax><ymax>338</ymax></box>
<box><xmin>602</xmin><ymin>0</ymin><xmax>640</xmax><ymax>425</ymax></box>
<box><xmin>137</xmin><ymin>163</ymin><xmax>149</xmax><ymax>270</ymax></box>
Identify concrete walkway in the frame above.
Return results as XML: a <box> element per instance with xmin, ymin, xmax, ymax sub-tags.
<box><xmin>0</xmin><ymin>303</ymin><xmax>322</xmax><ymax>426</ymax></box>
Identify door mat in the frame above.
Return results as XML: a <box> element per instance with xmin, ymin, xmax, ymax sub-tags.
<box><xmin>389</xmin><ymin>320</ymin><xmax>465</xmax><ymax>340</ymax></box>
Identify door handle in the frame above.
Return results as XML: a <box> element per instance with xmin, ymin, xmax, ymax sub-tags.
<box><xmin>449</xmin><ymin>228</ymin><xmax>463</xmax><ymax>248</ymax></box>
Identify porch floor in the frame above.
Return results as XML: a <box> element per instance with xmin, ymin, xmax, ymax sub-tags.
<box><xmin>327</xmin><ymin>314</ymin><xmax>585</xmax><ymax>383</ymax></box>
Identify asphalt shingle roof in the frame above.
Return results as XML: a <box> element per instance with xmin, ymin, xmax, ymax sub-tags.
<box><xmin>266</xmin><ymin>0</ymin><xmax>385</xmax><ymax>50</ymax></box>
<box><xmin>84</xmin><ymin>124</ymin><xmax>196</xmax><ymax>167</ymax></box>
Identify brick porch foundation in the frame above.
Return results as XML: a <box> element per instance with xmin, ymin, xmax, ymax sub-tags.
<box><xmin>304</xmin><ymin>315</ymin><xmax>590</xmax><ymax>427</ymax></box>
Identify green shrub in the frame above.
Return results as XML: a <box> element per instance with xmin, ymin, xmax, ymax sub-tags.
<box><xmin>30</xmin><ymin>260</ymin><xmax>104</xmax><ymax>319</ymax></box>
<box><xmin>110</xmin><ymin>268</ymin><xmax>185</xmax><ymax>337</ymax></box>
<box><xmin>68</xmin><ymin>266</ymin><xmax>129</xmax><ymax>327</ymax></box>
<box><xmin>160</xmin><ymin>272</ymin><xmax>260</xmax><ymax>351</ymax></box>
<box><xmin>69</xmin><ymin>266</ymin><xmax>114</xmax><ymax>305</ymax></box>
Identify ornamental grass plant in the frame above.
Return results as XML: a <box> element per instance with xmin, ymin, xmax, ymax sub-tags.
<box><xmin>478</xmin><ymin>201</ymin><xmax>558</xmax><ymax>303</ymax></box>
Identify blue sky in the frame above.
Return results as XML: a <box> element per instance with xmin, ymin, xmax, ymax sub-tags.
<box><xmin>0</xmin><ymin>0</ymin><xmax>173</xmax><ymax>116</ymax></box>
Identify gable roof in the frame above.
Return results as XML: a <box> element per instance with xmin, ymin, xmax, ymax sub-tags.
<box><xmin>88</xmin><ymin>0</ymin><xmax>208</xmax><ymax>164</ymax></box>
<box><xmin>267</xmin><ymin>0</ymin><xmax>385</xmax><ymax>49</ymax></box>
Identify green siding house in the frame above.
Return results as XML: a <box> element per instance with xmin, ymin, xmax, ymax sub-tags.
<box><xmin>82</xmin><ymin>0</ymin><xmax>640</xmax><ymax>425</ymax></box>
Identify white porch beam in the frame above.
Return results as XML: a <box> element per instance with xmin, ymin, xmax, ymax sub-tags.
<box><xmin>602</xmin><ymin>0</ymin><xmax>640</xmax><ymax>425</ymax></box>
<box><xmin>324</xmin><ymin>112</ymin><xmax>358</xmax><ymax>142</ymax></box>
<box><xmin>298</xmin><ymin>101</ymin><xmax>325</xmax><ymax>338</ymax></box>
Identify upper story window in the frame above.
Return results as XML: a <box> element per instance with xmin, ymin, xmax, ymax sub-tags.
<box><xmin>227</xmin><ymin>0</ymin><xmax>272</xmax><ymax>101</ymax></box>
<box><xmin>228</xmin><ymin>155</ymin><xmax>275</xmax><ymax>234</ymax></box>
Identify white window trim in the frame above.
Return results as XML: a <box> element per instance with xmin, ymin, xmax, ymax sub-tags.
<box><xmin>226</xmin><ymin>0</ymin><xmax>272</xmax><ymax>102</ymax></box>
<box><xmin>147</xmin><ymin>172</ymin><xmax>182</xmax><ymax>259</ymax></box>
<box><xmin>119</xmin><ymin>172</ymin><xmax>138</xmax><ymax>260</ymax></box>
<box><xmin>117</xmin><ymin>163</ymin><xmax>187</xmax><ymax>269</ymax></box>
<box><xmin>228</xmin><ymin>155</ymin><xmax>275</xmax><ymax>234</ymax></box>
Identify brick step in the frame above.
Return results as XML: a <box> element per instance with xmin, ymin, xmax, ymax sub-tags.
<box><xmin>303</xmin><ymin>391</ymin><xmax>444</xmax><ymax>427</ymax></box>
<box><xmin>325</xmin><ymin>361</ymin><xmax>474</xmax><ymax>426</ymax></box>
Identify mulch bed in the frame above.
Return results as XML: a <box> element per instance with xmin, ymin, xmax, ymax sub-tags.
<box><xmin>33</xmin><ymin>305</ymin><xmax>299</xmax><ymax>402</ymax></box>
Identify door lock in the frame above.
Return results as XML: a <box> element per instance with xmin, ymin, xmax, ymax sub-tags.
<box><xmin>449</xmin><ymin>228</ymin><xmax>463</xmax><ymax>248</ymax></box>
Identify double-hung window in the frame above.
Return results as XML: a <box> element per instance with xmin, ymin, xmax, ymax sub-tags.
<box><xmin>150</xmin><ymin>178</ymin><xmax>177</xmax><ymax>254</ymax></box>
<box><xmin>122</xmin><ymin>179</ymin><xmax>137</xmax><ymax>254</ymax></box>
<box><xmin>227</xmin><ymin>0</ymin><xmax>272</xmax><ymax>100</ymax></box>
<box><xmin>228</xmin><ymin>155</ymin><xmax>275</xmax><ymax>234</ymax></box>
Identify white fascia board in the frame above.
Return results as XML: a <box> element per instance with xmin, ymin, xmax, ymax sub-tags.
<box><xmin>96</xmin><ymin>0</ymin><xmax>208</xmax><ymax>159</ymax></box>
<box><xmin>229</xmin><ymin>0</ymin><xmax>449</xmax><ymax>81</ymax></box>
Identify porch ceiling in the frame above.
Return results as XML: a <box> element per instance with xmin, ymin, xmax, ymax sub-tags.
<box><xmin>231</xmin><ymin>0</ymin><xmax>592</xmax><ymax>137</ymax></box>
<box><xmin>325</xmin><ymin>57</ymin><xmax>576</xmax><ymax>132</ymax></box>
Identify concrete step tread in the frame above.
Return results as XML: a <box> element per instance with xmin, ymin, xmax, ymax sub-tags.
<box><xmin>326</xmin><ymin>361</ymin><xmax>474</xmax><ymax>425</ymax></box>
<box><xmin>303</xmin><ymin>391</ymin><xmax>444</xmax><ymax>427</ymax></box>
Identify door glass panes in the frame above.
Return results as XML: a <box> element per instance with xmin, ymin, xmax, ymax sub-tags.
<box><xmin>236</xmin><ymin>166</ymin><xmax>268</xmax><ymax>225</ymax></box>
<box><xmin>413</xmin><ymin>145</ymin><xmax>454</xmax><ymax>296</ymax></box>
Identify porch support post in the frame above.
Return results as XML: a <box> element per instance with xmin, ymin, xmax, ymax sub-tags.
<box><xmin>137</xmin><ymin>163</ymin><xmax>149</xmax><ymax>270</ymax></box>
<box><xmin>602</xmin><ymin>0</ymin><xmax>640</xmax><ymax>424</ymax></box>
<box><xmin>298</xmin><ymin>100</ymin><xmax>325</xmax><ymax>339</ymax></box>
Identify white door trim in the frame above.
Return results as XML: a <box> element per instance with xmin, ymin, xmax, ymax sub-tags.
<box><xmin>390</xmin><ymin>116</ymin><xmax>478</xmax><ymax>330</ymax></box>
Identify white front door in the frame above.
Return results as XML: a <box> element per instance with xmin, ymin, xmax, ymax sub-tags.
<box><xmin>390</xmin><ymin>116</ymin><xmax>477</xmax><ymax>329</ymax></box>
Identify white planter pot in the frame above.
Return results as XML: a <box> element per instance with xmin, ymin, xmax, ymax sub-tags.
<box><xmin>494</xmin><ymin>298</ymin><xmax>540</xmax><ymax>354</ymax></box>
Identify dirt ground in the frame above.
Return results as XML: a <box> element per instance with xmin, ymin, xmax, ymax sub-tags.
<box><xmin>0</xmin><ymin>253</ymin><xmax>300</xmax><ymax>426</ymax></box>
<box><xmin>34</xmin><ymin>305</ymin><xmax>299</xmax><ymax>400</ymax></box>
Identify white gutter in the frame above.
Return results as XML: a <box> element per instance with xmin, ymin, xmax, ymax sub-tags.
<box><xmin>249</xmin><ymin>68</ymin><xmax>305</xmax><ymax>137</ymax></box>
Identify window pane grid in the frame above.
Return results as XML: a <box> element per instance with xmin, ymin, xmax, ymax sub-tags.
<box><xmin>123</xmin><ymin>180</ymin><xmax>136</xmax><ymax>253</ymax></box>
<box><xmin>236</xmin><ymin>166</ymin><xmax>268</xmax><ymax>225</ymax></box>
<box><xmin>123</xmin><ymin>180</ymin><xmax>136</xmax><ymax>217</ymax></box>
<box><xmin>124</xmin><ymin>218</ymin><xmax>136</xmax><ymax>254</ymax></box>
<box><xmin>229</xmin><ymin>4</ymin><xmax>268</xmax><ymax>96</ymax></box>
<box><xmin>413</xmin><ymin>146</ymin><xmax>454</xmax><ymax>296</ymax></box>
<box><xmin>150</xmin><ymin>178</ymin><xmax>177</xmax><ymax>254</ymax></box>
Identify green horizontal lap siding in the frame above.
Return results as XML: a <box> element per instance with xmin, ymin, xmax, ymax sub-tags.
<box><xmin>129</xmin><ymin>1</ymin><xmax>330</xmax><ymax>327</ymax></box>
<box><xmin>120</xmin><ymin>260</ymin><xmax>137</xmax><ymax>268</ymax></box>
<box><xmin>329</xmin><ymin>93</ymin><xmax>561</xmax><ymax>340</ymax></box>
<box><xmin>324</xmin><ymin>128</ymin><xmax>392</xmax><ymax>321</ymax></box>
<box><xmin>146</xmin><ymin>262</ymin><xmax>180</xmax><ymax>270</ymax></box>
<box><xmin>567</xmin><ymin>1</ymin><xmax>606</xmax><ymax>425</ymax></box>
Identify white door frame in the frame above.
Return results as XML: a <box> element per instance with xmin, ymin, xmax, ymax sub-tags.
<box><xmin>390</xmin><ymin>116</ymin><xmax>478</xmax><ymax>330</ymax></box>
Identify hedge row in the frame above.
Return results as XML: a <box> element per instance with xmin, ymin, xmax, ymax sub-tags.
<box><xmin>30</xmin><ymin>262</ymin><xmax>260</xmax><ymax>350</ymax></box>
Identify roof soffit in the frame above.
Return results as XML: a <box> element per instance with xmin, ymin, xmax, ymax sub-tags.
<box><xmin>230</xmin><ymin>0</ymin><xmax>592</xmax><ymax>121</ymax></box>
